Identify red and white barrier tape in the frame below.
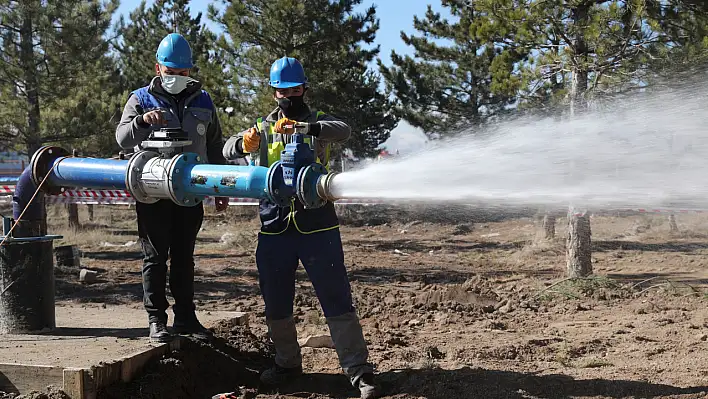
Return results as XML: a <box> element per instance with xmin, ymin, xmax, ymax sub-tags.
<box><xmin>0</xmin><ymin>185</ymin><xmax>706</xmax><ymax>211</ymax></box>
<box><xmin>0</xmin><ymin>186</ymin><xmax>383</xmax><ymax>206</ymax></box>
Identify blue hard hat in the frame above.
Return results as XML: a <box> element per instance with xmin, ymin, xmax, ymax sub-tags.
<box><xmin>156</xmin><ymin>33</ymin><xmax>193</xmax><ymax>69</ymax></box>
<box><xmin>269</xmin><ymin>57</ymin><xmax>307</xmax><ymax>88</ymax></box>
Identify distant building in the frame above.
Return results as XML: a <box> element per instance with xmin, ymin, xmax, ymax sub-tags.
<box><xmin>0</xmin><ymin>151</ymin><xmax>27</xmax><ymax>177</ymax></box>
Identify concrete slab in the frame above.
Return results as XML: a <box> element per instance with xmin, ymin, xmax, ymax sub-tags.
<box><xmin>0</xmin><ymin>303</ymin><xmax>248</xmax><ymax>398</ymax></box>
<box><xmin>1</xmin><ymin>304</ymin><xmax>245</xmax><ymax>368</ymax></box>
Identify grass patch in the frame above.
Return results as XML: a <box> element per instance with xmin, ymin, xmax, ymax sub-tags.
<box><xmin>578</xmin><ymin>358</ymin><xmax>613</xmax><ymax>368</ymax></box>
<box><xmin>534</xmin><ymin>275</ymin><xmax>630</xmax><ymax>302</ymax></box>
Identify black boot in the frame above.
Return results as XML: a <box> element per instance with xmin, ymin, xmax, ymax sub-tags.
<box><xmin>173</xmin><ymin>314</ymin><xmax>213</xmax><ymax>340</ymax></box>
<box><xmin>149</xmin><ymin>320</ymin><xmax>173</xmax><ymax>343</ymax></box>
<box><xmin>260</xmin><ymin>364</ymin><xmax>303</xmax><ymax>385</ymax></box>
<box><xmin>356</xmin><ymin>373</ymin><xmax>379</xmax><ymax>399</ymax></box>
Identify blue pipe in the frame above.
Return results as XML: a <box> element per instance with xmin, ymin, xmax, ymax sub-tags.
<box><xmin>13</xmin><ymin>166</ymin><xmax>44</xmax><ymax>221</ymax></box>
<box><xmin>48</xmin><ymin>157</ymin><xmax>128</xmax><ymax>190</ymax></box>
<box><xmin>182</xmin><ymin>164</ymin><xmax>270</xmax><ymax>199</ymax></box>
<box><xmin>0</xmin><ymin>176</ymin><xmax>18</xmax><ymax>184</ymax></box>
<box><xmin>25</xmin><ymin>145</ymin><xmax>334</xmax><ymax>209</ymax></box>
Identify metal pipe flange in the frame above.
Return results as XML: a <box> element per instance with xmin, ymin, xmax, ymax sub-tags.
<box><xmin>315</xmin><ymin>172</ymin><xmax>340</xmax><ymax>203</ymax></box>
<box><xmin>125</xmin><ymin>150</ymin><xmax>160</xmax><ymax>204</ymax></box>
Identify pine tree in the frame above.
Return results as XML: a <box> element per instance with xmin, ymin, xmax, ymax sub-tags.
<box><xmin>643</xmin><ymin>1</ymin><xmax>708</xmax><ymax>86</ymax></box>
<box><xmin>474</xmin><ymin>1</ymin><xmax>708</xmax><ymax>111</ymax></box>
<box><xmin>378</xmin><ymin>0</ymin><xmax>524</xmax><ymax>136</ymax></box>
<box><xmin>473</xmin><ymin>0</ymin><xmax>708</xmax><ymax>277</ymax></box>
<box><xmin>0</xmin><ymin>0</ymin><xmax>119</xmax><ymax>156</ymax></box>
<box><xmin>210</xmin><ymin>0</ymin><xmax>397</xmax><ymax>158</ymax></box>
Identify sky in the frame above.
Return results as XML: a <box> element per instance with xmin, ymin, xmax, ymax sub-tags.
<box><xmin>114</xmin><ymin>0</ymin><xmax>443</xmax><ymax>155</ymax></box>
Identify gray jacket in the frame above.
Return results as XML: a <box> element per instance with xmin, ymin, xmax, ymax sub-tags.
<box><xmin>115</xmin><ymin>76</ymin><xmax>226</xmax><ymax>165</ymax></box>
<box><xmin>222</xmin><ymin>105</ymin><xmax>350</xmax><ymax>166</ymax></box>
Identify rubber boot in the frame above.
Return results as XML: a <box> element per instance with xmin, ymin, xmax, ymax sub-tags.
<box><xmin>326</xmin><ymin>312</ymin><xmax>378</xmax><ymax>398</ymax></box>
<box><xmin>261</xmin><ymin>316</ymin><xmax>303</xmax><ymax>385</ymax></box>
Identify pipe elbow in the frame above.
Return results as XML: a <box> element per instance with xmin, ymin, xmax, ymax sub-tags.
<box><xmin>12</xmin><ymin>166</ymin><xmax>44</xmax><ymax>222</ymax></box>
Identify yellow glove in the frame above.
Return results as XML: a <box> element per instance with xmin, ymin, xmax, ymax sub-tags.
<box><xmin>242</xmin><ymin>127</ymin><xmax>260</xmax><ymax>153</ymax></box>
<box><xmin>274</xmin><ymin>117</ymin><xmax>297</xmax><ymax>134</ymax></box>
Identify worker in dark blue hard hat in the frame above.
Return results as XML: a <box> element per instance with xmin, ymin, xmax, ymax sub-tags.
<box><xmin>116</xmin><ymin>33</ymin><xmax>228</xmax><ymax>343</ymax></box>
<box><xmin>222</xmin><ymin>57</ymin><xmax>378</xmax><ymax>399</ymax></box>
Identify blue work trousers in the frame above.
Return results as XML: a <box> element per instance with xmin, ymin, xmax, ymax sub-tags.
<box><xmin>256</xmin><ymin>228</ymin><xmax>355</xmax><ymax>320</ymax></box>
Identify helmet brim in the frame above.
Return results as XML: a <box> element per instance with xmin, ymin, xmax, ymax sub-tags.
<box><xmin>158</xmin><ymin>60</ymin><xmax>194</xmax><ymax>69</ymax></box>
<box><xmin>270</xmin><ymin>81</ymin><xmax>306</xmax><ymax>89</ymax></box>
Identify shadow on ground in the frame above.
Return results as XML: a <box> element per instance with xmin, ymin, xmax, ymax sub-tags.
<box><xmin>263</xmin><ymin>367</ymin><xmax>708</xmax><ymax>399</ymax></box>
<box><xmin>40</xmin><ymin>327</ymin><xmax>146</xmax><ymax>339</ymax></box>
<box><xmin>604</xmin><ymin>272</ymin><xmax>708</xmax><ymax>288</ymax></box>
<box><xmin>350</xmin><ymin>266</ymin><xmax>560</xmax><ymax>286</ymax></box>
<box><xmin>55</xmin><ymin>275</ymin><xmax>260</xmax><ymax>305</ymax></box>
<box><xmin>594</xmin><ymin>240</ymin><xmax>708</xmax><ymax>253</ymax></box>
<box><xmin>347</xmin><ymin>238</ymin><xmax>526</xmax><ymax>254</ymax></box>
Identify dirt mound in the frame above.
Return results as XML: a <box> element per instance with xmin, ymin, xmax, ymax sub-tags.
<box><xmin>209</xmin><ymin>319</ymin><xmax>274</xmax><ymax>367</ymax></box>
<box><xmin>0</xmin><ymin>387</ymin><xmax>70</xmax><ymax>399</ymax></box>
<box><xmin>353</xmin><ymin>276</ymin><xmax>520</xmax><ymax>324</ymax></box>
<box><xmin>415</xmin><ymin>277</ymin><xmax>501</xmax><ymax>310</ymax></box>
<box><xmin>97</xmin><ymin>322</ymin><xmax>273</xmax><ymax>399</ymax></box>
<box><xmin>97</xmin><ymin>338</ymin><xmax>260</xmax><ymax>399</ymax></box>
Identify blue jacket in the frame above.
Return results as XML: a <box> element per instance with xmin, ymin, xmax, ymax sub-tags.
<box><xmin>115</xmin><ymin>76</ymin><xmax>226</xmax><ymax>165</ymax></box>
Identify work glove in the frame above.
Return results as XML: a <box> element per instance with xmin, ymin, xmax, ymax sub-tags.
<box><xmin>242</xmin><ymin>127</ymin><xmax>260</xmax><ymax>153</ymax></box>
<box><xmin>274</xmin><ymin>117</ymin><xmax>298</xmax><ymax>134</ymax></box>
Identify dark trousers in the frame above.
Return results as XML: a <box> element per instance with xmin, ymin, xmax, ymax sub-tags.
<box><xmin>255</xmin><ymin>228</ymin><xmax>355</xmax><ymax>320</ymax></box>
<box><xmin>135</xmin><ymin>199</ymin><xmax>204</xmax><ymax>323</ymax></box>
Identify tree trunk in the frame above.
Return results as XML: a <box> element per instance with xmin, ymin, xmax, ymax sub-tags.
<box><xmin>543</xmin><ymin>215</ymin><xmax>556</xmax><ymax>239</ymax></box>
<box><xmin>567</xmin><ymin>208</ymin><xmax>592</xmax><ymax>277</ymax></box>
<box><xmin>569</xmin><ymin>4</ymin><xmax>590</xmax><ymax>116</ymax></box>
<box><xmin>668</xmin><ymin>214</ymin><xmax>679</xmax><ymax>233</ymax></box>
<box><xmin>67</xmin><ymin>204</ymin><xmax>79</xmax><ymax>229</ymax></box>
<box><xmin>535</xmin><ymin>210</ymin><xmax>556</xmax><ymax>241</ymax></box>
<box><xmin>19</xmin><ymin>5</ymin><xmax>42</xmax><ymax>158</ymax></box>
<box><xmin>565</xmin><ymin>3</ymin><xmax>592</xmax><ymax>278</ymax></box>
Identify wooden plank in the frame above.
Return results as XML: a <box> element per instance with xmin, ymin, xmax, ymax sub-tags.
<box><xmin>62</xmin><ymin>368</ymin><xmax>86</xmax><ymax>399</ymax></box>
<box><xmin>89</xmin><ymin>360</ymin><xmax>121</xmax><ymax>394</ymax></box>
<box><xmin>0</xmin><ymin>339</ymin><xmax>184</xmax><ymax>397</ymax></box>
<box><xmin>169</xmin><ymin>337</ymin><xmax>182</xmax><ymax>352</ymax></box>
<box><xmin>0</xmin><ymin>363</ymin><xmax>63</xmax><ymax>394</ymax></box>
<box><xmin>119</xmin><ymin>343</ymin><xmax>170</xmax><ymax>383</ymax></box>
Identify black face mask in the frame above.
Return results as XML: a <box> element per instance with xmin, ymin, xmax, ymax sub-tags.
<box><xmin>277</xmin><ymin>95</ymin><xmax>305</xmax><ymax>117</ymax></box>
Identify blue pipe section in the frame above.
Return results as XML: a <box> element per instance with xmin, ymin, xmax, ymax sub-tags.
<box><xmin>48</xmin><ymin>157</ymin><xmax>128</xmax><ymax>190</ymax></box>
<box><xmin>183</xmin><ymin>164</ymin><xmax>270</xmax><ymax>199</ymax></box>
<box><xmin>13</xmin><ymin>167</ymin><xmax>43</xmax><ymax>221</ymax></box>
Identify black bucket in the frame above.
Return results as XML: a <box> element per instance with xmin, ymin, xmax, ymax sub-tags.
<box><xmin>0</xmin><ymin>239</ymin><xmax>56</xmax><ymax>333</ymax></box>
<box><xmin>54</xmin><ymin>245</ymin><xmax>80</xmax><ymax>267</ymax></box>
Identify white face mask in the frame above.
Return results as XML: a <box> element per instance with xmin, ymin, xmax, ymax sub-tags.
<box><xmin>160</xmin><ymin>74</ymin><xmax>196</xmax><ymax>95</ymax></box>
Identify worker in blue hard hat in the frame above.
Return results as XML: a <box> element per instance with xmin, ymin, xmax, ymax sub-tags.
<box><xmin>222</xmin><ymin>56</ymin><xmax>378</xmax><ymax>399</ymax></box>
<box><xmin>115</xmin><ymin>33</ymin><xmax>228</xmax><ymax>343</ymax></box>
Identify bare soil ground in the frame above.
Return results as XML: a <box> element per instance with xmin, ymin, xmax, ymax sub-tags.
<box><xmin>4</xmin><ymin>203</ymin><xmax>708</xmax><ymax>398</ymax></box>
